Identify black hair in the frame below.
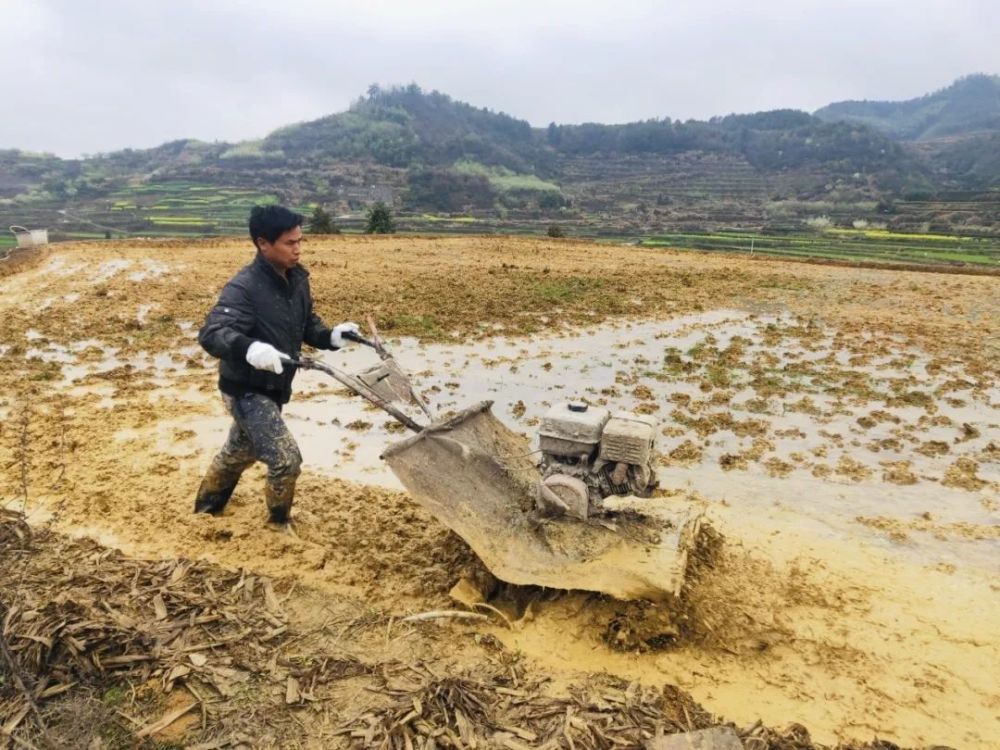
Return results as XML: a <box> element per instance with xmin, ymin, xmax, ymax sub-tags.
<box><xmin>249</xmin><ymin>204</ymin><xmax>304</xmax><ymax>247</ymax></box>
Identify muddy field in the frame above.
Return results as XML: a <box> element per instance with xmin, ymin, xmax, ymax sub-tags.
<box><xmin>1</xmin><ymin>236</ymin><xmax>998</xmax><ymax>749</ymax></box>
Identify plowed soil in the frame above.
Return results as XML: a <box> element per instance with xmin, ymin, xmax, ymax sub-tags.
<box><xmin>1</xmin><ymin>236</ymin><xmax>998</xmax><ymax>749</ymax></box>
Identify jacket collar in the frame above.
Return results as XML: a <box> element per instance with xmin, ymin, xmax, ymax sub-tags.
<box><xmin>253</xmin><ymin>252</ymin><xmax>309</xmax><ymax>288</ymax></box>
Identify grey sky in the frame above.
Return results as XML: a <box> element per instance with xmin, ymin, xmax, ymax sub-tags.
<box><xmin>2</xmin><ymin>0</ymin><xmax>997</xmax><ymax>158</ymax></box>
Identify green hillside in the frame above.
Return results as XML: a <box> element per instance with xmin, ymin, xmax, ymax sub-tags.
<box><xmin>814</xmin><ymin>74</ymin><xmax>1000</xmax><ymax>140</ymax></box>
<box><xmin>265</xmin><ymin>84</ymin><xmax>544</xmax><ymax>172</ymax></box>
<box><xmin>267</xmin><ymin>88</ymin><xmax>912</xmax><ymax>177</ymax></box>
<box><xmin>1</xmin><ymin>81</ymin><xmax>998</xmax><ymax>245</ymax></box>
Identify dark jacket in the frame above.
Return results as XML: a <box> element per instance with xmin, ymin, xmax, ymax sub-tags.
<box><xmin>198</xmin><ymin>253</ymin><xmax>336</xmax><ymax>404</ymax></box>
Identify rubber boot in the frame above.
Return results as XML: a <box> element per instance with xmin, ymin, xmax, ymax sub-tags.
<box><xmin>267</xmin><ymin>504</ymin><xmax>290</xmax><ymax>524</ymax></box>
<box><xmin>194</xmin><ymin>470</ymin><xmax>240</xmax><ymax>515</ymax></box>
<box><xmin>265</xmin><ymin>476</ymin><xmax>296</xmax><ymax>525</ymax></box>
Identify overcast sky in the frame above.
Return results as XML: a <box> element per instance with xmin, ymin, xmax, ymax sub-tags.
<box><xmin>2</xmin><ymin>0</ymin><xmax>997</xmax><ymax>158</ymax></box>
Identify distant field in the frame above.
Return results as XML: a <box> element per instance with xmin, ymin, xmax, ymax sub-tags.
<box><xmin>638</xmin><ymin>229</ymin><xmax>1000</xmax><ymax>267</ymax></box>
<box><xmin>3</xmin><ymin>180</ymin><xmax>289</xmax><ymax>240</ymax></box>
<box><xmin>453</xmin><ymin>159</ymin><xmax>562</xmax><ymax>193</ymax></box>
<box><xmin>3</xmin><ymin>178</ymin><xmax>998</xmax><ymax>271</ymax></box>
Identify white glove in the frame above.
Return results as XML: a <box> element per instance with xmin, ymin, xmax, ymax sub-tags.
<box><xmin>246</xmin><ymin>341</ymin><xmax>287</xmax><ymax>374</ymax></box>
<box><xmin>331</xmin><ymin>321</ymin><xmax>360</xmax><ymax>349</ymax></box>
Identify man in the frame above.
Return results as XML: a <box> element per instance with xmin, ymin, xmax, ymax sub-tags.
<box><xmin>194</xmin><ymin>204</ymin><xmax>358</xmax><ymax>526</ymax></box>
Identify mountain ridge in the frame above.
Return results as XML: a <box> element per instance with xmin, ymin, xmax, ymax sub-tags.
<box><xmin>0</xmin><ymin>76</ymin><xmax>997</xmax><ymax>240</ymax></box>
<box><xmin>814</xmin><ymin>73</ymin><xmax>1000</xmax><ymax>140</ymax></box>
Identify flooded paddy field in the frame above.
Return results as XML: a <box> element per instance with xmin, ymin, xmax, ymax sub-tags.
<box><xmin>1</xmin><ymin>236</ymin><xmax>997</xmax><ymax>748</ymax></box>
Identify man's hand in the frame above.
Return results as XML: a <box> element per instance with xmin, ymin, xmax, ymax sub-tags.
<box><xmin>331</xmin><ymin>322</ymin><xmax>361</xmax><ymax>349</ymax></box>
<box><xmin>246</xmin><ymin>341</ymin><xmax>287</xmax><ymax>374</ymax></box>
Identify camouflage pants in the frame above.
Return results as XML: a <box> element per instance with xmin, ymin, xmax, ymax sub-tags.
<box><xmin>194</xmin><ymin>393</ymin><xmax>302</xmax><ymax>522</ymax></box>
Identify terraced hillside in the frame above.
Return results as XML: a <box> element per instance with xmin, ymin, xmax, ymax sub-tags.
<box><xmin>1</xmin><ymin>81</ymin><xmax>998</xmax><ymax>246</ymax></box>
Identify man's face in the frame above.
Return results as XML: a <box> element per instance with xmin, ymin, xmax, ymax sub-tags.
<box><xmin>257</xmin><ymin>226</ymin><xmax>303</xmax><ymax>272</ymax></box>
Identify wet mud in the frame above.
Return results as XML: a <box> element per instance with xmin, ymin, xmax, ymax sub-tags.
<box><xmin>1</xmin><ymin>237</ymin><xmax>998</xmax><ymax>748</ymax></box>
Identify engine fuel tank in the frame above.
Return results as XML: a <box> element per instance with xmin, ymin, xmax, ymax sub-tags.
<box><xmin>538</xmin><ymin>402</ymin><xmax>610</xmax><ymax>458</ymax></box>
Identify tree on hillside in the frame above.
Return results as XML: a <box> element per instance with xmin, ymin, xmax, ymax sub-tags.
<box><xmin>406</xmin><ymin>168</ymin><xmax>495</xmax><ymax>211</ymax></box>
<box><xmin>308</xmin><ymin>205</ymin><xmax>339</xmax><ymax>234</ymax></box>
<box><xmin>365</xmin><ymin>202</ymin><xmax>396</xmax><ymax>234</ymax></box>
